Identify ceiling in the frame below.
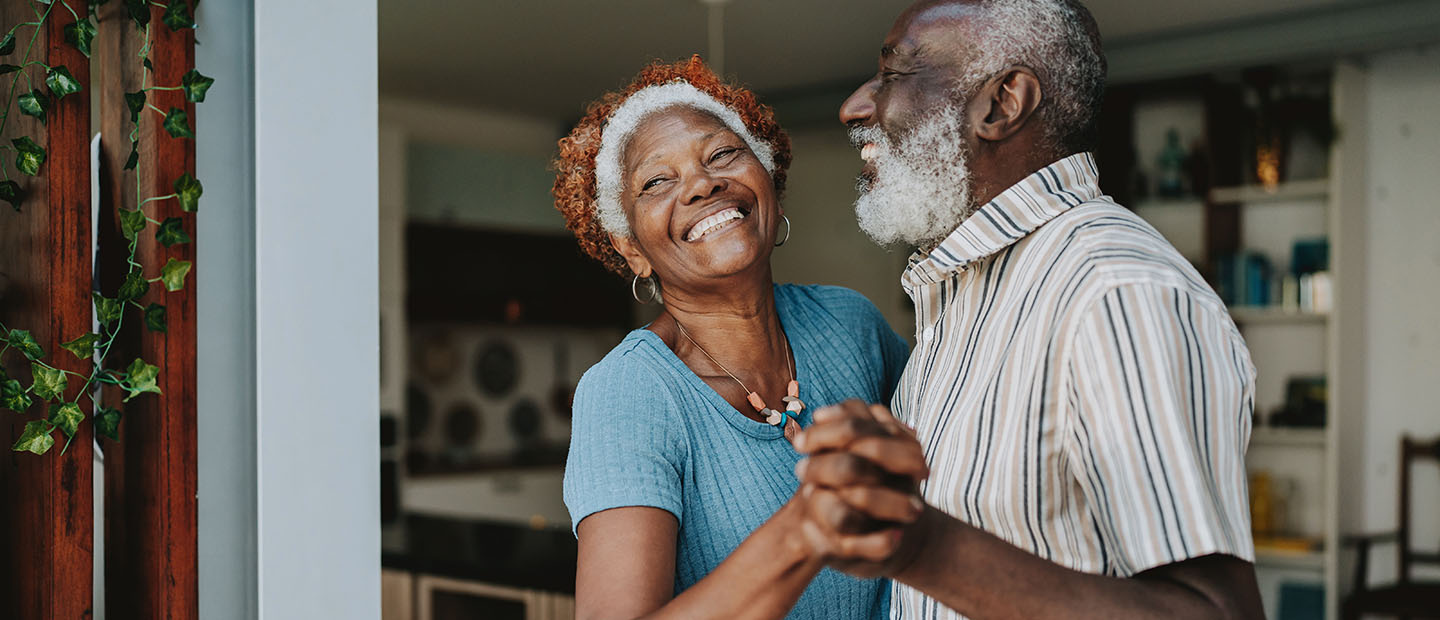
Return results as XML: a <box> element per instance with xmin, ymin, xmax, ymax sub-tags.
<box><xmin>379</xmin><ymin>0</ymin><xmax>1377</xmax><ymax>122</ymax></box>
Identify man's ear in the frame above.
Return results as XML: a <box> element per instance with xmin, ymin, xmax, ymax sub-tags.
<box><xmin>971</xmin><ymin>67</ymin><xmax>1043</xmax><ymax>143</ymax></box>
<box><xmin>610</xmin><ymin>233</ymin><xmax>653</xmax><ymax>278</ymax></box>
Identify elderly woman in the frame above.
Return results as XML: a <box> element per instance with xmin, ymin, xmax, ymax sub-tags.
<box><xmin>554</xmin><ymin>57</ymin><xmax>914</xmax><ymax>620</ymax></box>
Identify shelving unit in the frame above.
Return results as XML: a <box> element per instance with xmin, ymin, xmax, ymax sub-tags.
<box><xmin>1108</xmin><ymin>68</ymin><xmax>1346</xmax><ymax>619</ymax></box>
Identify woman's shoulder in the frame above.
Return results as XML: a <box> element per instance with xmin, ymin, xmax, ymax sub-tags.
<box><xmin>776</xmin><ymin>283</ymin><xmax>887</xmax><ymax>325</ymax></box>
<box><xmin>574</xmin><ymin>329</ymin><xmax>685</xmax><ymax>411</ymax></box>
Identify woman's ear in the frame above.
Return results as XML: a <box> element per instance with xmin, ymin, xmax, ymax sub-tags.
<box><xmin>610</xmin><ymin>234</ymin><xmax>653</xmax><ymax>278</ymax></box>
<box><xmin>972</xmin><ymin>67</ymin><xmax>1043</xmax><ymax>143</ymax></box>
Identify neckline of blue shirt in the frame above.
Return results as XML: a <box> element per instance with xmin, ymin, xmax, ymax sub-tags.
<box><xmin>625</xmin><ymin>286</ymin><xmax>812</xmax><ymax>441</ymax></box>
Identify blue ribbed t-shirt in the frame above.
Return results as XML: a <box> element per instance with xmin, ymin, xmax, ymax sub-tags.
<box><xmin>564</xmin><ymin>284</ymin><xmax>910</xmax><ymax>620</ymax></box>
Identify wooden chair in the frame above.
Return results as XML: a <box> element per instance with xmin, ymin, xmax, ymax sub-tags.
<box><xmin>1341</xmin><ymin>435</ymin><xmax>1440</xmax><ymax>619</ymax></box>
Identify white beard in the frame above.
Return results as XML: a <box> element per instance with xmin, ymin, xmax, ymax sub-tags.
<box><xmin>851</xmin><ymin>105</ymin><xmax>977</xmax><ymax>250</ymax></box>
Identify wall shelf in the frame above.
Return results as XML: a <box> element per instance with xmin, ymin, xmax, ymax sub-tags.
<box><xmin>1252</xmin><ymin>426</ymin><xmax>1327</xmax><ymax>448</ymax></box>
<box><xmin>1229</xmin><ymin>306</ymin><xmax>1329</xmax><ymax>324</ymax></box>
<box><xmin>1255</xmin><ymin>546</ymin><xmax>1327</xmax><ymax>570</ymax></box>
<box><xmin>1210</xmin><ymin>179</ymin><xmax>1330</xmax><ymax>204</ymax></box>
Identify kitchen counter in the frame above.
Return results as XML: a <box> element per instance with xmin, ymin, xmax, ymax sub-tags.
<box><xmin>382</xmin><ymin>513</ymin><xmax>577</xmax><ymax>594</ymax></box>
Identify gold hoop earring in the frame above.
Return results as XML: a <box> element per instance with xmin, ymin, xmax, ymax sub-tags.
<box><xmin>775</xmin><ymin>215</ymin><xmax>791</xmax><ymax>247</ymax></box>
<box><xmin>632</xmin><ymin>274</ymin><xmax>660</xmax><ymax>304</ymax></box>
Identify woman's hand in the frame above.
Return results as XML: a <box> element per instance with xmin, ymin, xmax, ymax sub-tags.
<box><xmin>789</xmin><ymin>399</ymin><xmax>932</xmax><ymax>578</ymax></box>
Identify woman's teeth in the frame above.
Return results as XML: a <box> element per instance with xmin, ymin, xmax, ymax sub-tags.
<box><xmin>686</xmin><ymin>207</ymin><xmax>744</xmax><ymax>242</ymax></box>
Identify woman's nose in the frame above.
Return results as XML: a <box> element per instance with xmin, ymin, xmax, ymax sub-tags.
<box><xmin>681</xmin><ymin>170</ymin><xmax>724</xmax><ymax>205</ymax></box>
<box><xmin>840</xmin><ymin>78</ymin><xmax>878</xmax><ymax>127</ymax></box>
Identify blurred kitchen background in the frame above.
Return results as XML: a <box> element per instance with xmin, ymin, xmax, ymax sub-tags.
<box><xmin>375</xmin><ymin>2</ymin><xmax>1440</xmax><ymax>619</ymax></box>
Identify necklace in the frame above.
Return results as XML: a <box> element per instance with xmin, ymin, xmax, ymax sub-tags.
<box><xmin>674</xmin><ymin>317</ymin><xmax>805</xmax><ymax>443</ymax></box>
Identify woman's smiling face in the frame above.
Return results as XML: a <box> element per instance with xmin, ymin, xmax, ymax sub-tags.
<box><xmin>613</xmin><ymin>106</ymin><xmax>779</xmax><ymax>288</ymax></box>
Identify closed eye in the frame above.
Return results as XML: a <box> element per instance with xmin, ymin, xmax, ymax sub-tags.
<box><xmin>880</xmin><ymin>70</ymin><xmax>908</xmax><ymax>84</ymax></box>
<box><xmin>641</xmin><ymin>176</ymin><xmax>670</xmax><ymax>192</ymax></box>
<box><xmin>709</xmin><ymin>146</ymin><xmax>741</xmax><ymax>164</ymax></box>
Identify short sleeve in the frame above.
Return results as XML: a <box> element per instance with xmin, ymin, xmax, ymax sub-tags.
<box><xmin>562</xmin><ymin>352</ymin><xmax>689</xmax><ymax>536</ymax></box>
<box><xmin>1064</xmin><ymin>283</ymin><xmax>1255</xmax><ymax>574</ymax></box>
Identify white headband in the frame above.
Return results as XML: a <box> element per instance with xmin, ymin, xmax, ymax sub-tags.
<box><xmin>593</xmin><ymin>80</ymin><xmax>777</xmax><ymax>237</ymax></box>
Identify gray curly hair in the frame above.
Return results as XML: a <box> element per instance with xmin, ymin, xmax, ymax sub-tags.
<box><xmin>953</xmin><ymin>0</ymin><xmax>1106</xmax><ymax>153</ymax></box>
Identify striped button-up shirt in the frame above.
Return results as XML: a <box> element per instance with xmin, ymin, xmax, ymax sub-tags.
<box><xmin>889</xmin><ymin>153</ymin><xmax>1255</xmax><ymax>620</ymax></box>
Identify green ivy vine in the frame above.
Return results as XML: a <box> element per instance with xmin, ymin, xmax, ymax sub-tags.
<box><xmin>0</xmin><ymin>0</ymin><xmax>211</xmax><ymax>455</ymax></box>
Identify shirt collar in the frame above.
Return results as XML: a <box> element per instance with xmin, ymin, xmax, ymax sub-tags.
<box><xmin>902</xmin><ymin>152</ymin><xmax>1102</xmax><ymax>292</ymax></box>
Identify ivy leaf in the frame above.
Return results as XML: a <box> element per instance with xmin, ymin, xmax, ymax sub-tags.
<box><xmin>0</xmin><ymin>32</ymin><xmax>14</xmax><ymax>56</ymax></box>
<box><xmin>118</xmin><ymin>269</ymin><xmax>150</xmax><ymax>301</ymax></box>
<box><xmin>162</xmin><ymin>107</ymin><xmax>193</xmax><ymax>139</ymax></box>
<box><xmin>6</xmin><ymin>329</ymin><xmax>44</xmax><ymax>360</ymax></box>
<box><xmin>12</xmin><ymin>420</ymin><xmax>54</xmax><ymax>455</ymax></box>
<box><xmin>156</xmin><ymin>217</ymin><xmax>190</xmax><ymax>247</ymax></box>
<box><xmin>12</xmin><ymin>136</ymin><xmax>45</xmax><ymax>176</ymax></box>
<box><xmin>174</xmin><ymin>172</ymin><xmax>201</xmax><ymax>212</ymax></box>
<box><xmin>0</xmin><ymin>180</ymin><xmax>19</xmax><ymax>211</ymax></box>
<box><xmin>64</xmin><ymin>18</ymin><xmax>97</xmax><ymax>58</ymax></box>
<box><xmin>60</xmin><ymin>333</ymin><xmax>101</xmax><ymax>359</ymax></box>
<box><xmin>119</xmin><ymin>208</ymin><xmax>146</xmax><ymax>241</ymax></box>
<box><xmin>143</xmin><ymin>303</ymin><xmax>167</xmax><ymax>333</ymax></box>
<box><xmin>17</xmin><ymin>90</ymin><xmax>47</xmax><ymax>125</ymax></box>
<box><xmin>47</xmin><ymin>402</ymin><xmax>84</xmax><ymax>439</ymax></box>
<box><xmin>45</xmin><ymin>66</ymin><xmax>82</xmax><ymax>99</ymax></box>
<box><xmin>123</xmin><ymin>358</ymin><xmax>161</xmax><ymax>401</ymax></box>
<box><xmin>160</xmin><ymin>258</ymin><xmax>191</xmax><ymax>292</ymax></box>
<box><xmin>143</xmin><ymin>57</ymin><xmax>153</xmax><ymax>72</ymax></box>
<box><xmin>96</xmin><ymin>407</ymin><xmax>122</xmax><ymax>441</ymax></box>
<box><xmin>182</xmin><ymin>69</ymin><xmax>213</xmax><ymax>103</ymax></box>
<box><xmin>162</xmin><ymin>0</ymin><xmax>193</xmax><ymax>31</ymax></box>
<box><xmin>124</xmin><ymin>0</ymin><xmax>150</xmax><ymax>29</ymax></box>
<box><xmin>1</xmin><ymin>379</ymin><xmax>32</xmax><ymax>413</ymax></box>
<box><xmin>30</xmin><ymin>362</ymin><xmax>67</xmax><ymax>402</ymax></box>
<box><xmin>0</xmin><ymin>64</ymin><xmax>19</xmax><ymax>74</ymax></box>
<box><xmin>93</xmin><ymin>292</ymin><xmax>123</xmax><ymax>326</ymax></box>
<box><xmin>124</xmin><ymin>140</ymin><xmax>139</xmax><ymax>170</ymax></box>
<box><xmin>124</xmin><ymin>91</ymin><xmax>145</xmax><ymax>123</ymax></box>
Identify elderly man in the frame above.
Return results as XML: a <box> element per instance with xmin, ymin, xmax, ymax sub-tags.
<box><xmin>791</xmin><ymin>1</ymin><xmax>1265</xmax><ymax>618</ymax></box>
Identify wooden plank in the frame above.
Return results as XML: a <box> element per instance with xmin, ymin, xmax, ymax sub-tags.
<box><xmin>97</xmin><ymin>3</ymin><xmax>198</xmax><ymax>618</ymax></box>
<box><xmin>0</xmin><ymin>1</ymin><xmax>94</xmax><ymax>618</ymax></box>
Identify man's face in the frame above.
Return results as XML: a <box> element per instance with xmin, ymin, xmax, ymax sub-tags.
<box><xmin>841</xmin><ymin>2</ymin><xmax>986</xmax><ymax>249</ymax></box>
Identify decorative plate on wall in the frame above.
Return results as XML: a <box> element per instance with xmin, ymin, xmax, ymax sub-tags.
<box><xmin>474</xmin><ymin>339</ymin><xmax>519</xmax><ymax>397</ymax></box>
<box><xmin>414</xmin><ymin>331</ymin><xmax>461</xmax><ymax>386</ymax></box>
<box><xmin>443</xmin><ymin>403</ymin><xmax>482</xmax><ymax>448</ymax></box>
<box><xmin>508</xmin><ymin>398</ymin><xmax>543</xmax><ymax>443</ymax></box>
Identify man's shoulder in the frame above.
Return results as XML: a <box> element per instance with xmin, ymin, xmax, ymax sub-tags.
<box><xmin>1026</xmin><ymin>197</ymin><xmax>1212</xmax><ymax>296</ymax></box>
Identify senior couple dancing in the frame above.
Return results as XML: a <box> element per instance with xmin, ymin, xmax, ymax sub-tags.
<box><xmin>555</xmin><ymin>1</ymin><xmax>1263</xmax><ymax>619</ymax></box>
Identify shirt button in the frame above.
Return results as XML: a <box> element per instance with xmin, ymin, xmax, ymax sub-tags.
<box><xmin>922</xmin><ymin>327</ymin><xmax>935</xmax><ymax>341</ymax></box>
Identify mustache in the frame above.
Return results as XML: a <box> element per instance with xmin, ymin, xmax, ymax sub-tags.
<box><xmin>848</xmin><ymin>125</ymin><xmax>885</xmax><ymax>150</ymax></box>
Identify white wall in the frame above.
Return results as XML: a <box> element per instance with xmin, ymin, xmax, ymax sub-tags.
<box><xmin>1340</xmin><ymin>44</ymin><xmax>1440</xmax><ymax>586</ymax></box>
<box><xmin>770</xmin><ymin>126</ymin><xmax>915</xmax><ymax>339</ymax></box>
<box><xmin>196</xmin><ymin>2</ymin><xmax>257</xmax><ymax>618</ymax></box>
<box><xmin>253</xmin><ymin>1</ymin><xmax>379</xmax><ymax>617</ymax></box>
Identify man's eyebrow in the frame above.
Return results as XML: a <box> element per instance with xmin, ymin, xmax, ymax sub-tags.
<box><xmin>881</xmin><ymin>44</ymin><xmax>923</xmax><ymax>61</ymax></box>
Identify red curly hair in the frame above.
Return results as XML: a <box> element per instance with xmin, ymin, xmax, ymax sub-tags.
<box><xmin>552</xmin><ymin>56</ymin><xmax>793</xmax><ymax>276</ymax></box>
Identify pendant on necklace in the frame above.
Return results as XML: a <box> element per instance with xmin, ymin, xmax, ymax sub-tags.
<box><xmin>782</xmin><ymin>417</ymin><xmax>801</xmax><ymax>443</ymax></box>
<box><xmin>747</xmin><ymin>379</ymin><xmax>805</xmax><ymax>444</ymax></box>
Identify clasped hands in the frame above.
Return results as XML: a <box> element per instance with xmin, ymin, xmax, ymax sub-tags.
<box><xmin>786</xmin><ymin>399</ymin><xmax>933</xmax><ymax>579</ymax></box>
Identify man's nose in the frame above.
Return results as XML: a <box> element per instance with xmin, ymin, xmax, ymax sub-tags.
<box><xmin>839</xmin><ymin>79</ymin><xmax>878</xmax><ymax>126</ymax></box>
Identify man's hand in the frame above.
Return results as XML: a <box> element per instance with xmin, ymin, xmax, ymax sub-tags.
<box><xmin>790</xmin><ymin>399</ymin><xmax>932</xmax><ymax>577</ymax></box>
